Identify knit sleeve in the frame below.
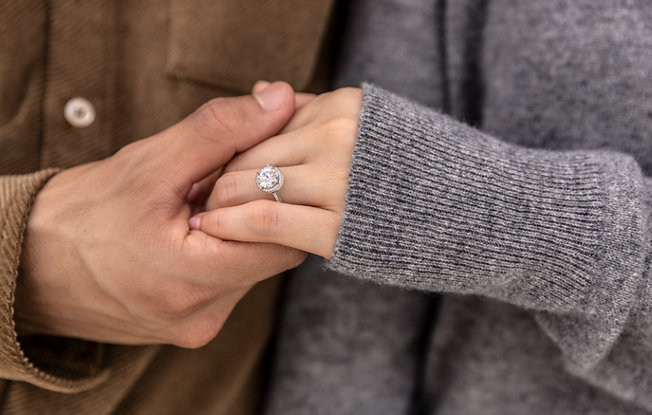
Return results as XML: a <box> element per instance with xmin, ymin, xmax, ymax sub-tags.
<box><xmin>327</xmin><ymin>84</ymin><xmax>652</xmax><ymax>407</ymax></box>
<box><xmin>0</xmin><ymin>170</ymin><xmax>109</xmax><ymax>392</ymax></box>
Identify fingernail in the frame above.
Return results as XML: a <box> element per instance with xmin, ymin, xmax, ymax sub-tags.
<box><xmin>188</xmin><ymin>215</ymin><xmax>201</xmax><ymax>230</ymax></box>
<box><xmin>254</xmin><ymin>82</ymin><xmax>286</xmax><ymax>111</ymax></box>
<box><xmin>253</xmin><ymin>80</ymin><xmax>270</xmax><ymax>93</ymax></box>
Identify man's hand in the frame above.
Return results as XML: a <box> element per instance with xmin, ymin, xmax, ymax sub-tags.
<box><xmin>16</xmin><ymin>82</ymin><xmax>306</xmax><ymax>348</ymax></box>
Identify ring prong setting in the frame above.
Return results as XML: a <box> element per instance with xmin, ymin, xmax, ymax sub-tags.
<box><xmin>256</xmin><ymin>165</ymin><xmax>284</xmax><ymax>202</ymax></box>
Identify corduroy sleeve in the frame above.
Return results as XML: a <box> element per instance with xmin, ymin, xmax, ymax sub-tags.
<box><xmin>0</xmin><ymin>170</ymin><xmax>109</xmax><ymax>392</ymax></box>
<box><xmin>327</xmin><ymin>84</ymin><xmax>652</xmax><ymax>407</ymax></box>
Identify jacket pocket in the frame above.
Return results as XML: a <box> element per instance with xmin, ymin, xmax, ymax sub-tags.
<box><xmin>166</xmin><ymin>0</ymin><xmax>335</xmax><ymax>93</ymax></box>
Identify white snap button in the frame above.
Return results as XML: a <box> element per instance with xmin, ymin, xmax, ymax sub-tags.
<box><xmin>64</xmin><ymin>97</ymin><xmax>96</xmax><ymax>128</ymax></box>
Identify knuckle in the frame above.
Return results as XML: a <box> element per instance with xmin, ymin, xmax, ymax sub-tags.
<box><xmin>170</xmin><ymin>314</ymin><xmax>229</xmax><ymax>349</ymax></box>
<box><xmin>333</xmin><ymin>87</ymin><xmax>363</xmax><ymax>109</ymax></box>
<box><xmin>171</xmin><ymin>327</ymin><xmax>214</xmax><ymax>349</ymax></box>
<box><xmin>202</xmin><ymin>210</ymin><xmax>225</xmax><ymax>236</ymax></box>
<box><xmin>150</xmin><ymin>282</ymin><xmax>204</xmax><ymax>321</ymax></box>
<box><xmin>162</xmin><ymin>295</ymin><xmax>195</xmax><ymax>320</ymax></box>
<box><xmin>213</xmin><ymin>173</ymin><xmax>240</xmax><ymax>206</ymax></box>
<box><xmin>323</xmin><ymin>116</ymin><xmax>359</xmax><ymax>138</ymax></box>
<box><xmin>249</xmin><ymin>202</ymin><xmax>280</xmax><ymax>236</ymax></box>
<box><xmin>194</xmin><ymin>97</ymin><xmax>247</xmax><ymax>138</ymax></box>
<box><xmin>199</xmin><ymin>98</ymin><xmax>229</xmax><ymax>119</ymax></box>
<box><xmin>336</xmin><ymin>86</ymin><xmax>362</xmax><ymax>100</ymax></box>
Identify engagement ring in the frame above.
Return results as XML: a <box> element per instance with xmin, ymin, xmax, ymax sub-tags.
<box><xmin>256</xmin><ymin>164</ymin><xmax>284</xmax><ymax>203</ymax></box>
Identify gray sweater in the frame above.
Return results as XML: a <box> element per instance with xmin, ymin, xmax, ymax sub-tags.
<box><xmin>266</xmin><ymin>0</ymin><xmax>652</xmax><ymax>414</ymax></box>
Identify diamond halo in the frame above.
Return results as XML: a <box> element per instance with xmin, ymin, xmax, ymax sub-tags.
<box><xmin>256</xmin><ymin>164</ymin><xmax>284</xmax><ymax>194</ymax></box>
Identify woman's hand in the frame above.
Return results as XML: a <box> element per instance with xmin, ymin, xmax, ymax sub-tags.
<box><xmin>191</xmin><ymin>87</ymin><xmax>363</xmax><ymax>258</ymax></box>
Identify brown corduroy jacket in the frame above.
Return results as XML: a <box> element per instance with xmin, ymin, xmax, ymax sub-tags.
<box><xmin>0</xmin><ymin>1</ymin><xmax>334</xmax><ymax>413</ymax></box>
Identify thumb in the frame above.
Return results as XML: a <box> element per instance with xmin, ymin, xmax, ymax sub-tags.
<box><xmin>159</xmin><ymin>81</ymin><xmax>295</xmax><ymax>182</ymax></box>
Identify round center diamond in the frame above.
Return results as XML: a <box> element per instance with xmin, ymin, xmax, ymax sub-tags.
<box><xmin>256</xmin><ymin>165</ymin><xmax>283</xmax><ymax>193</ymax></box>
<box><xmin>258</xmin><ymin>170</ymin><xmax>278</xmax><ymax>189</ymax></box>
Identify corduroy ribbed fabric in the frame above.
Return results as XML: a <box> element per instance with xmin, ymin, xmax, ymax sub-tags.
<box><xmin>0</xmin><ymin>0</ymin><xmax>334</xmax><ymax>413</ymax></box>
<box><xmin>0</xmin><ymin>170</ymin><xmax>94</xmax><ymax>391</ymax></box>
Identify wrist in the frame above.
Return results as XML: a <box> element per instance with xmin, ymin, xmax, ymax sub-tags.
<box><xmin>15</xmin><ymin>166</ymin><xmax>92</xmax><ymax>336</ymax></box>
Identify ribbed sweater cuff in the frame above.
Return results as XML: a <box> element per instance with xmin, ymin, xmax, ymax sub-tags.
<box><xmin>329</xmin><ymin>85</ymin><xmax>645</xmax><ymax>321</ymax></box>
<box><xmin>0</xmin><ymin>169</ymin><xmax>109</xmax><ymax>392</ymax></box>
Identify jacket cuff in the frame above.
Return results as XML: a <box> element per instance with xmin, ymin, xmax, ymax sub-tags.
<box><xmin>328</xmin><ymin>84</ymin><xmax>645</xmax><ymax>359</ymax></box>
<box><xmin>0</xmin><ymin>169</ymin><xmax>110</xmax><ymax>392</ymax></box>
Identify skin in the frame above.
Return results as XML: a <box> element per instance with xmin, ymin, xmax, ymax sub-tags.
<box><xmin>193</xmin><ymin>86</ymin><xmax>363</xmax><ymax>259</ymax></box>
<box><xmin>16</xmin><ymin>81</ymin><xmax>307</xmax><ymax>349</ymax></box>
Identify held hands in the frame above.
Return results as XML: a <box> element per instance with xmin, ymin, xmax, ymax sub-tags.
<box><xmin>17</xmin><ymin>81</ymin><xmax>361</xmax><ymax>348</ymax></box>
<box><xmin>191</xmin><ymin>86</ymin><xmax>363</xmax><ymax>259</ymax></box>
<box><xmin>17</xmin><ymin>82</ymin><xmax>307</xmax><ymax>348</ymax></box>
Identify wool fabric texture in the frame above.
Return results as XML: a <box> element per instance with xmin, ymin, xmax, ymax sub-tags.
<box><xmin>265</xmin><ymin>0</ymin><xmax>652</xmax><ymax>414</ymax></box>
